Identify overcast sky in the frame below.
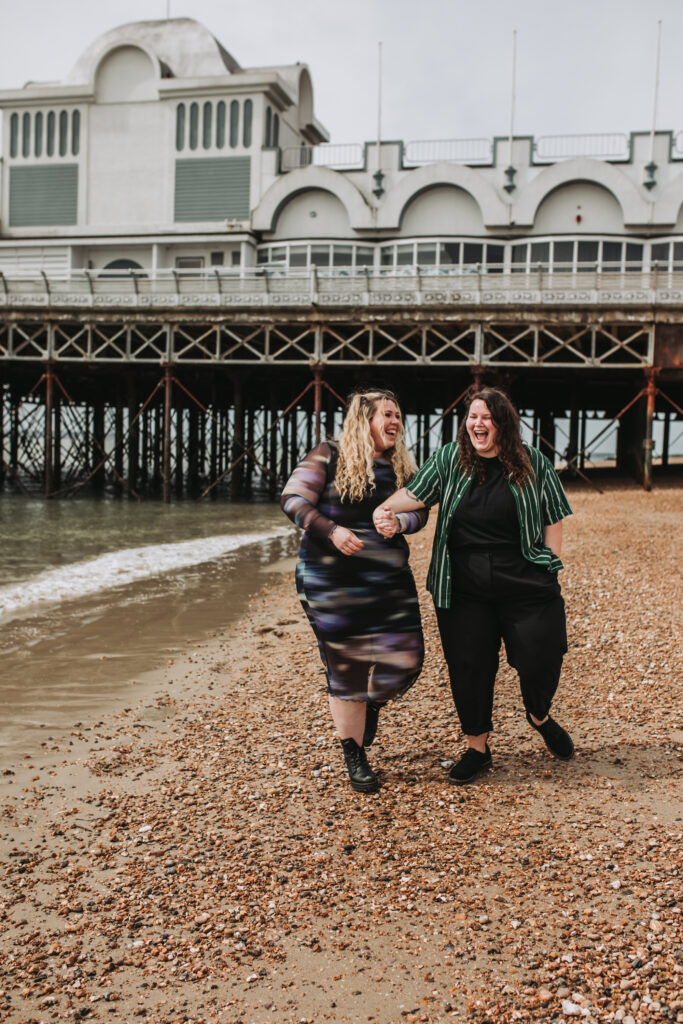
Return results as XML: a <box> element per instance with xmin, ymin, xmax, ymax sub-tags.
<box><xmin>0</xmin><ymin>0</ymin><xmax>681</xmax><ymax>147</ymax></box>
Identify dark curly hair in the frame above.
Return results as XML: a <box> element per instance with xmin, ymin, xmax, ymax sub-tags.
<box><xmin>457</xmin><ymin>386</ymin><xmax>533</xmax><ymax>486</ymax></box>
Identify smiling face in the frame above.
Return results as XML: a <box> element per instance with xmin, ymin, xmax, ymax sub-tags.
<box><xmin>466</xmin><ymin>398</ymin><xmax>499</xmax><ymax>458</ymax></box>
<box><xmin>369</xmin><ymin>399</ymin><xmax>402</xmax><ymax>454</ymax></box>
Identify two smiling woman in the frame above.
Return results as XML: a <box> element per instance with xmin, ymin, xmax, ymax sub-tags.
<box><xmin>282</xmin><ymin>386</ymin><xmax>573</xmax><ymax>793</ymax></box>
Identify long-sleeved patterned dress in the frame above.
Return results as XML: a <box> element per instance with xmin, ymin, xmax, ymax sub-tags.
<box><xmin>281</xmin><ymin>441</ymin><xmax>428</xmax><ymax>702</ymax></box>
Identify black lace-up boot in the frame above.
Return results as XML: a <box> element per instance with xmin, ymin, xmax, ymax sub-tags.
<box><xmin>340</xmin><ymin>737</ymin><xmax>379</xmax><ymax>793</ymax></box>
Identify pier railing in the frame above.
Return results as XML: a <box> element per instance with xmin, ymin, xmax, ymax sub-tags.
<box><xmin>1</xmin><ymin>263</ymin><xmax>682</xmax><ymax>312</ymax></box>
<box><xmin>533</xmin><ymin>133</ymin><xmax>630</xmax><ymax>161</ymax></box>
<box><xmin>281</xmin><ymin>132</ymin><xmax>680</xmax><ymax>170</ymax></box>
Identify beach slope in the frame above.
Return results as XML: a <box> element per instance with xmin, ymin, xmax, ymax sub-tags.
<box><xmin>1</xmin><ymin>483</ymin><xmax>681</xmax><ymax>1024</ymax></box>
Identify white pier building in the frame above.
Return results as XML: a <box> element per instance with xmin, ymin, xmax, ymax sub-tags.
<box><xmin>0</xmin><ymin>18</ymin><xmax>681</xmax><ymax>497</ymax></box>
<box><xmin>1</xmin><ymin>17</ymin><xmax>682</xmax><ymax>282</ymax></box>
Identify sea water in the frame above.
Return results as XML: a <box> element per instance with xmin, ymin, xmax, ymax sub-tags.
<box><xmin>0</xmin><ymin>495</ymin><xmax>297</xmax><ymax>758</ymax></box>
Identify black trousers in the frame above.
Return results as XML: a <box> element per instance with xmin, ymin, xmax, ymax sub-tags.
<box><xmin>435</xmin><ymin>547</ymin><xmax>567</xmax><ymax>736</ymax></box>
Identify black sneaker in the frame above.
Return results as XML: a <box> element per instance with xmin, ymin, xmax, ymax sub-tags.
<box><xmin>362</xmin><ymin>700</ymin><xmax>383</xmax><ymax>748</ymax></box>
<box><xmin>447</xmin><ymin>744</ymin><xmax>492</xmax><ymax>785</ymax></box>
<box><xmin>526</xmin><ymin>712</ymin><xmax>574</xmax><ymax>760</ymax></box>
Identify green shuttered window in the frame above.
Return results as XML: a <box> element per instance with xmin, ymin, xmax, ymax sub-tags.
<box><xmin>9</xmin><ymin>165</ymin><xmax>78</xmax><ymax>226</ymax></box>
<box><xmin>174</xmin><ymin>157</ymin><xmax>250</xmax><ymax>222</ymax></box>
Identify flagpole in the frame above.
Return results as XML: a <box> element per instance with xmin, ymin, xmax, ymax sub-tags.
<box><xmin>373</xmin><ymin>41</ymin><xmax>385</xmax><ymax>197</ymax></box>
<box><xmin>508</xmin><ymin>29</ymin><xmax>517</xmax><ymax>159</ymax></box>
<box><xmin>645</xmin><ymin>19</ymin><xmax>662</xmax><ymax>190</ymax></box>
<box><xmin>504</xmin><ymin>30</ymin><xmax>517</xmax><ymax>194</ymax></box>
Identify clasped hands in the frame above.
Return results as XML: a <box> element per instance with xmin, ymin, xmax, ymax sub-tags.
<box><xmin>373</xmin><ymin>506</ymin><xmax>400</xmax><ymax>538</ymax></box>
<box><xmin>329</xmin><ymin>506</ymin><xmax>400</xmax><ymax>556</ymax></box>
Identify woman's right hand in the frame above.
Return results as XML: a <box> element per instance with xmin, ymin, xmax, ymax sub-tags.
<box><xmin>330</xmin><ymin>526</ymin><xmax>364</xmax><ymax>556</ymax></box>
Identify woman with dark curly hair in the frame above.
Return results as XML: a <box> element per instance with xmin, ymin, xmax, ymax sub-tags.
<box><xmin>374</xmin><ymin>386</ymin><xmax>574</xmax><ymax>784</ymax></box>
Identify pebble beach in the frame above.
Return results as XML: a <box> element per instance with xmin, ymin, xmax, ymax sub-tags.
<box><xmin>0</xmin><ymin>481</ymin><xmax>681</xmax><ymax>1024</ymax></box>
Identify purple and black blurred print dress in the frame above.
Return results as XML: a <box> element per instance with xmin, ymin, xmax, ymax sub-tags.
<box><xmin>281</xmin><ymin>441</ymin><xmax>428</xmax><ymax>703</ymax></box>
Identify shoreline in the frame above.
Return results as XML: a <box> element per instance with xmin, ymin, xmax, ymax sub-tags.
<box><xmin>0</xmin><ymin>530</ymin><xmax>297</xmax><ymax>761</ymax></box>
<box><xmin>0</xmin><ymin>483</ymin><xmax>682</xmax><ymax>1024</ymax></box>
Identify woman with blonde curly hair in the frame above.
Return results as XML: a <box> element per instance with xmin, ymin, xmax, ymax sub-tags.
<box><xmin>281</xmin><ymin>389</ymin><xmax>428</xmax><ymax>793</ymax></box>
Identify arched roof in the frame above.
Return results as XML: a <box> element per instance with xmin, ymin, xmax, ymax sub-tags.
<box><xmin>253</xmin><ymin>167</ymin><xmax>373</xmax><ymax>231</ymax></box>
<box><xmin>379</xmin><ymin>163</ymin><xmax>509</xmax><ymax>229</ymax></box>
<box><xmin>65</xmin><ymin>18</ymin><xmax>241</xmax><ymax>85</ymax></box>
<box><xmin>513</xmin><ymin>158</ymin><xmax>648</xmax><ymax>227</ymax></box>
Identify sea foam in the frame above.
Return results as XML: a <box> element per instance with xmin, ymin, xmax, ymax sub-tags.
<box><xmin>0</xmin><ymin>528</ymin><xmax>290</xmax><ymax>622</ymax></box>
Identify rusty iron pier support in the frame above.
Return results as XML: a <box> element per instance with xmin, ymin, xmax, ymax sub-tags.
<box><xmin>643</xmin><ymin>368</ymin><xmax>657</xmax><ymax>492</ymax></box>
<box><xmin>162</xmin><ymin>364</ymin><xmax>172</xmax><ymax>504</ymax></box>
<box><xmin>43</xmin><ymin>362</ymin><xmax>54</xmax><ymax>497</ymax></box>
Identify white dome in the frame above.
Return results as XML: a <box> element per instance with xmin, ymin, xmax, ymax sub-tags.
<box><xmin>65</xmin><ymin>18</ymin><xmax>241</xmax><ymax>84</ymax></box>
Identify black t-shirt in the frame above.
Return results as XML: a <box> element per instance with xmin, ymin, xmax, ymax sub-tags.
<box><xmin>449</xmin><ymin>457</ymin><xmax>520</xmax><ymax>549</ymax></box>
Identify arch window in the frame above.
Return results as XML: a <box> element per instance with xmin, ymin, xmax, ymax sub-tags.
<box><xmin>356</xmin><ymin>246</ymin><xmax>374</xmax><ymax>266</ymax></box>
<box><xmin>202</xmin><ymin>102</ymin><xmax>212</xmax><ymax>149</ymax></box>
<box><xmin>230</xmin><ymin>100</ymin><xmax>239</xmax><ymax>148</ymax></box>
<box><xmin>10</xmin><ymin>113</ymin><xmax>19</xmax><ymax>158</ymax></box>
<box><xmin>310</xmin><ymin>244</ymin><xmax>331</xmax><ymax>267</ymax></box>
<box><xmin>22</xmin><ymin>112</ymin><xmax>31</xmax><ymax>157</ymax></box>
<box><xmin>243</xmin><ymin>99</ymin><xmax>252</xmax><ymax>147</ymax></box>
<box><xmin>417</xmin><ymin>243</ymin><xmax>437</xmax><ymax>265</ymax></box>
<box><xmin>46</xmin><ymin>111</ymin><xmax>56</xmax><ymax>156</ymax></box>
<box><xmin>511</xmin><ymin>238</ymin><xmax>644</xmax><ymax>273</ymax></box>
<box><xmin>59</xmin><ymin>110</ymin><xmax>68</xmax><ymax>156</ymax></box>
<box><xmin>100</xmin><ymin>258</ymin><xmax>146</xmax><ymax>278</ymax></box>
<box><xmin>440</xmin><ymin>243</ymin><xmax>460</xmax><ymax>265</ymax></box>
<box><xmin>34</xmin><ymin>112</ymin><xmax>43</xmax><ymax>157</ymax></box>
<box><xmin>381</xmin><ymin>240</ymin><xmax>504</xmax><ymax>272</ymax></box>
<box><xmin>332</xmin><ymin>245</ymin><xmax>353</xmax><ymax>267</ymax></box>
<box><xmin>256</xmin><ymin>238</ymin><xmax>658</xmax><ymax>275</ymax></box>
<box><xmin>176</xmin><ymin>103</ymin><xmax>185</xmax><ymax>151</ymax></box>
<box><xmin>258</xmin><ymin>243</ymin><xmax>374</xmax><ymax>271</ymax></box>
<box><xmin>189</xmin><ymin>102</ymin><xmax>199</xmax><ymax>150</ymax></box>
<box><xmin>289</xmin><ymin>245</ymin><xmax>307</xmax><ymax>267</ymax></box>
<box><xmin>651</xmin><ymin>240</ymin><xmax>683</xmax><ymax>271</ymax></box>
<box><xmin>265</xmin><ymin>106</ymin><xmax>272</xmax><ymax>147</ymax></box>
<box><xmin>71</xmin><ymin>110</ymin><xmax>80</xmax><ymax>156</ymax></box>
<box><xmin>216</xmin><ymin>101</ymin><xmax>226</xmax><ymax>148</ymax></box>
<box><xmin>273</xmin><ymin>113</ymin><xmax>280</xmax><ymax>147</ymax></box>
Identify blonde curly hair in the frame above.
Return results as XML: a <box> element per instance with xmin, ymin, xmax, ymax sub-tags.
<box><xmin>334</xmin><ymin>389</ymin><xmax>416</xmax><ymax>503</ymax></box>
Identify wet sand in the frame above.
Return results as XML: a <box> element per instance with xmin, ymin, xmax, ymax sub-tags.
<box><xmin>0</xmin><ymin>533</ymin><xmax>295</xmax><ymax>760</ymax></box>
<box><xmin>0</xmin><ymin>481</ymin><xmax>681</xmax><ymax>1024</ymax></box>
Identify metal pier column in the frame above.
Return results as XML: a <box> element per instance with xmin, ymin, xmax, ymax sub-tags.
<box><xmin>643</xmin><ymin>368</ymin><xmax>657</xmax><ymax>492</ymax></box>
<box><xmin>162</xmin><ymin>364</ymin><xmax>172</xmax><ymax>504</ymax></box>
<box><xmin>44</xmin><ymin>362</ymin><xmax>54</xmax><ymax>497</ymax></box>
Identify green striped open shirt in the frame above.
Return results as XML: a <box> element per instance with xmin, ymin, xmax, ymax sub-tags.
<box><xmin>407</xmin><ymin>443</ymin><xmax>572</xmax><ymax>608</ymax></box>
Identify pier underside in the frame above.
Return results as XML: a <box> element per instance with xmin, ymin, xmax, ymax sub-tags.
<box><xmin>1</xmin><ymin>306</ymin><xmax>681</xmax><ymax>499</ymax></box>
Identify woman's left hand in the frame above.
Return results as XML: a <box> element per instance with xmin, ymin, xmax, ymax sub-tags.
<box><xmin>373</xmin><ymin>507</ymin><xmax>400</xmax><ymax>538</ymax></box>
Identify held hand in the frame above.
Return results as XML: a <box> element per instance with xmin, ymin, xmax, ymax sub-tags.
<box><xmin>373</xmin><ymin>507</ymin><xmax>400</xmax><ymax>538</ymax></box>
<box><xmin>330</xmin><ymin>526</ymin><xmax>364</xmax><ymax>556</ymax></box>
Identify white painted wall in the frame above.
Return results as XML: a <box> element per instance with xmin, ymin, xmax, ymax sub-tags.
<box><xmin>86</xmin><ymin>101</ymin><xmax>170</xmax><ymax>226</ymax></box>
<box><xmin>271</xmin><ymin>188</ymin><xmax>350</xmax><ymax>238</ymax></box>
<box><xmin>532</xmin><ymin>182</ymin><xmax>624</xmax><ymax>234</ymax></box>
<box><xmin>399</xmin><ymin>185</ymin><xmax>484</xmax><ymax>235</ymax></box>
<box><xmin>95</xmin><ymin>47</ymin><xmax>158</xmax><ymax>104</ymax></box>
